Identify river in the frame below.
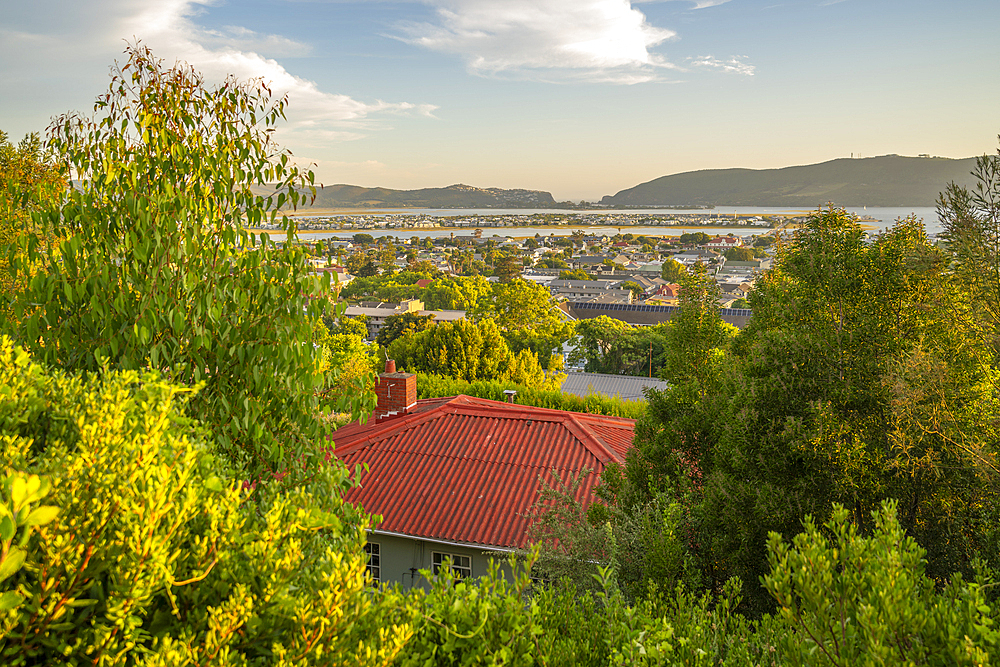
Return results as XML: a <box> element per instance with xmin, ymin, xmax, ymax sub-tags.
<box><xmin>290</xmin><ymin>206</ymin><xmax>943</xmax><ymax>240</ymax></box>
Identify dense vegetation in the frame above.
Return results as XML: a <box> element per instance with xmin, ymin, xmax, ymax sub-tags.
<box><xmin>2</xmin><ymin>47</ymin><xmax>1000</xmax><ymax>664</ymax></box>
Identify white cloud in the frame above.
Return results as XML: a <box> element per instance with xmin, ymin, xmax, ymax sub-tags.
<box><xmin>0</xmin><ymin>0</ymin><xmax>433</xmax><ymax>150</ymax></box>
<box><xmin>120</xmin><ymin>1</ymin><xmax>436</xmax><ymax>147</ymax></box>
<box><xmin>687</xmin><ymin>55</ymin><xmax>755</xmax><ymax>75</ymax></box>
<box><xmin>634</xmin><ymin>0</ymin><xmax>733</xmax><ymax>8</ymax></box>
<box><xmin>397</xmin><ymin>0</ymin><xmax>679</xmax><ymax>84</ymax></box>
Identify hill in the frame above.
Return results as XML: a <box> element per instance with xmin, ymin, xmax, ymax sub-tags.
<box><xmin>601</xmin><ymin>155</ymin><xmax>980</xmax><ymax>208</ymax></box>
<box><xmin>305</xmin><ymin>183</ymin><xmax>557</xmax><ymax>209</ymax></box>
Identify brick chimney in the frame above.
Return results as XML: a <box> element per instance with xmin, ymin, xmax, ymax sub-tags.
<box><xmin>374</xmin><ymin>359</ymin><xmax>417</xmax><ymax>420</ymax></box>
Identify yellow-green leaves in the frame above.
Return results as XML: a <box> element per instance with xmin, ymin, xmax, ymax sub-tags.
<box><xmin>0</xmin><ymin>338</ymin><xmax>409</xmax><ymax>666</ymax></box>
<box><xmin>4</xmin><ymin>45</ymin><xmax>343</xmax><ymax>480</ymax></box>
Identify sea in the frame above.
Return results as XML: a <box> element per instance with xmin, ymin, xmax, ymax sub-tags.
<box><xmin>290</xmin><ymin>206</ymin><xmax>943</xmax><ymax>241</ymax></box>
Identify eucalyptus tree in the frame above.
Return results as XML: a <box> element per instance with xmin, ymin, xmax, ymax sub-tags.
<box><xmin>4</xmin><ymin>45</ymin><xmax>356</xmax><ymax>478</ymax></box>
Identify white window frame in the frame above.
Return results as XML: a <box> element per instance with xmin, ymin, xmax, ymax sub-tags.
<box><xmin>364</xmin><ymin>542</ymin><xmax>381</xmax><ymax>584</ymax></box>
<box><xmin>432</xmin><ymin>551</ymin><xmax>472</xmax><ymax>579</ymax></box>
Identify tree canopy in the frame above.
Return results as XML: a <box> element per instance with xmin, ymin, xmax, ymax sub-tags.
<box><xmin>387</xmin><ymin>318</ymin><xmax>557</xmax><ymax>387</ymax></box>
<box><xmin>2</xmin><ymin>46</ymin><xmax>353</xmax><ymax>478</ymax></box>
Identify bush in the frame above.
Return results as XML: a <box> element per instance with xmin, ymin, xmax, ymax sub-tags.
<box><xmin>415</xmin><ymin>373</ymin><xmax>646</xmax><ymax>419</ymax></box>
<box><xmin>764</xmin><ymin>501</ymin><xmax>999</xmax><ymax>665</ymax></box>
<box><xmin>0</xmin><ymin>337</ymin><xmax>411</xmax><ymax>665</ymax></box>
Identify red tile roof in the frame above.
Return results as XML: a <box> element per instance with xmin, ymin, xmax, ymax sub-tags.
<box><xmin>332</xmin><ymin>395</ymin><xmax>635</xmax><ymax>549</ymax></box>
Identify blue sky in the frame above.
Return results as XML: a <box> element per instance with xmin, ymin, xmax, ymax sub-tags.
<box><xmin>2</xmin><ymin>0</ymin><xmax>998</xmax><ymax>200</ymax></box>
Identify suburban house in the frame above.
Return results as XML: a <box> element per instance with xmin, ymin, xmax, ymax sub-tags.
<box><xmin>705</xmin><ymin>235</ymin><xmax>742</xmax><ymax>250</ymax></box>
<box><xmin>565</xmin><ymin>301</ymin><xmax>753</xmax><ymax>329</ymax></box>
<box><xmin>548</xmin><ymin>279</ymin><xmax>634</xmax><ymax>304</ymax></box>
<box><xmin>331</xmin><ymin>362</ymin><xmax>636</xmax><ymax>588</ymax></box>
<box><xmin>344</xmin><ymin>298</ymin><xmax>466</xmax><ymax>340</ymax></box>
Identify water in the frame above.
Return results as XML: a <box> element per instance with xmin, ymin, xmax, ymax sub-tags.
<box><xmin>289</xmin><ymin>206</ymin><xmax>942</xmax><ymax>241</ymax></box>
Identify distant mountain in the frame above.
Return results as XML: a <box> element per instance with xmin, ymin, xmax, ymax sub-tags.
<box><xmin>304</xmin><ymin>183</ymin><xmax>557</xmax><ymax>209</ymax></box>
<box><xmin>601</xmin><ymin>155</ymin><xmax>980</xmax><ymax>208</ymax></box>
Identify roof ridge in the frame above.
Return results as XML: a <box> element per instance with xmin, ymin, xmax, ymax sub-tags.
<box><xmin>332</xmin><ymin>407</ymin><xmax>447</xmax><ymax>456</ymax></box>
<box><xmin>442</xmin><ymin>395</ymin><xmax>636</xmax><ymax>425</ymax></box>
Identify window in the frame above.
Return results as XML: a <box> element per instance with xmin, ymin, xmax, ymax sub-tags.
<box><xmin>432</xmin><ymin>551</ymin><xmax>472</xmax><ymax>579</ymax></box>
<box><xmin>364</xmin><ymin>542</ymin><xmax>380</xmax><ymax>584</ymax></box>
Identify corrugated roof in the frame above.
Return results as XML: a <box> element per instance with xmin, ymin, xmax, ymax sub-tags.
<box><xmin>560</xmin><ymin>372</ymin><xmax>670</xmax><ymax>401</ymax></box>
<box><xmin>332</xmin><ymin>395</ymin><xmax>635</xmax><ymax>549</ymax></box>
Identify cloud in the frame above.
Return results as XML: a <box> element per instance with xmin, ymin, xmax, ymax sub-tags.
<box><xmin>396</xmin><ymin>0</ymin><xmax>679</xmax><ymax>84</ymax></box>
<box><xmin>634</xmin><ymin>0</ymin><xmax>733</xmax><ymax>8</ymax></box>
<box><xmin>119</xmin><ymin>1</ymin><xmax>436</xmax><ymax>147</ymax></box>
<box><xmin>687</xmin><ymin>55</ymin><xmax>755</xmax><ymax>75</ymax></box>
<box><xmin>0</xmin><ymin>0</ymin><xmax>433</xmax><ymax>149</ymax></box>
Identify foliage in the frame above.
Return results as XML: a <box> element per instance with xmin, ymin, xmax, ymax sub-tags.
<box><xmin>723</xmin><ymin>247</ymin><xmax>755</xmax><ymax>262</ymax></box>
<box><xmin>415</xmin><ymin>372</ymin><xmax>645</xmax><ymax>419</ymax></box>
<box><xmin>0</xmin><ymin>337</ymin><xmax>411</xmax><ymax>665</ymax></box>
<box><xmin>375</xmin><ymin>312</ymin><xmax>435</xmax><ymax>348</ymax></box>
<box><xmin>420</xmin><ymin>275</ymin><xmax>492</xmax><ymax>311</ymax></box>
<box><xmin>723</xmin><ymin>209</ymin><xmax>999</xmax><ymax>586</ymax></box>
<box><xmin>659</xmin><ymin>262</ymin><xmax>737</xmax><ymax>391</ymax></box>
<box><xmin>558</xmin><ymin>269</ymin><xmax>592</xmax><ymax>281</ymax></box>
<box><xmin>536</xmin><ymin>257</ymin><xmax>568</xmax><ymax>269</ymax></box>
<box><xmin>492</xmin><ymin>252</ymin><xmax>522</xmax><ymax>282</ymax></box>
<box><xmin>619</xmin><ymin>207</ymin><xmax>1000</xmax><ymax>612</ymax></box>
<box><xmin>388</xmin><ymin>318</ymin><xmax>557</xmax><ymax>387</ymax></box>
<box><xmin>3</xmin><ymin>46</ymin><xmax>346</xmax><ymax>479</ymax></box>
<box><xmin>570</xmin><ymin>316</ymin><xmax>670</xmax><ymax>377</ymax></box>
<box><xmin>764</xmin><ymin>501</ymin><xmax>998</xmax><ymax>665</ymax></box>
<box><xmin>346</xmin><ymin>252</ymin><xmax>379</xmax><ymax>277</ymax></box>
<box><xmin>340</xmin><ymin>273</ymin><xmax>573</xmax><ymax>364</ymax></box>
<box><xmin>660</xmin><ymin>257</ymin><xmax>686</xmax><ymax>282</ymax></box>
<box><xmin>619</xmin><ymin>281</ymin><xmax>645</xmax><ymax>300</ymax></box>
<box><xmin>470</xmin><ymin>278</ymin><xmax>575</xmax><ymax>362</ymax></box>
<box><xmin>680</xmin><ymin>232</ymin><xmax>711</xmax><ymax>245</ymax></box>
<box><xmin>0</xmin><ymin>131</ymin><xmax>66</xmax><ymax>325</ymax></box>
<box><xmin>340</xmin><ymin>270</ymin><xmax>437</xmax><ymax>303</ymax></box>
<box><xmin>314</xmin><ymin>313</ymin><xmax>378</xmax><ymax>412</ymax></box>
<box><xmin>937</xmin><ymin>138</ymin><xmax>1000</xmax><ymax>364</ymax></box>
<box><xmin>397</xmin><ymin>552</ymin><xmax>542</xmax><ymax>667</ymax></box>
<box><xmin>525</xmin><ymin>470</ymin><xmax>700</xmax><ymax>603</ymax></box>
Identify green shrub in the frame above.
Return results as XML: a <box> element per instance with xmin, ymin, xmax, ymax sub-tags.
<box><xmin>415</xmin><ymin>373</ymin><xmax>646</xmax><ymax>420</ymax></box>
<box><xmin>0</xmin><ymin>337</ymin><xmax>411</xmax><ymax>665</ymax></box>
<box><xmin>764</xmin><ymin>501</ymin><xmax>999</xmax><ymax>666</ymax></box>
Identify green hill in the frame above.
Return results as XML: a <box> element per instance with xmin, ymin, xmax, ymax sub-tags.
<box><xmin>305</xmin><ymin>183</ymin><xmax>557</xmax><ymax>209</ymax></box>
<box><xmin>601</xmin><ymin>155</ymin><xmax>980</xmax><ymax>208</ymax></box>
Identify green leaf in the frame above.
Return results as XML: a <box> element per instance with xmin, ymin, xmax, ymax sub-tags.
<box><xmin>203</xmin><ymin>477</ymin><xmax>224</xmax><ymax>493</ymax></box>
<box><xmin>26</xmin><ymin>506</ymin><xmax>59</xmax><ymax>527</ymax></box>
<box><xmin>0</xmin><ymin>547</ymin><xmax>26</xmax><ymax>582</ymax></box>
<box><xmin>0</xmin><ymin>590</ymin><xmax>24</xmax><ymax>612</ymax></box>
<box><xmin>0</xmin><ymin>515</ymin><xmax>14</xmax><ymax>542</ymax></box>
<box><xmin>10</xmin><ymin>477</ymin><xmax>27</xmax><ymax>508</ymax></box>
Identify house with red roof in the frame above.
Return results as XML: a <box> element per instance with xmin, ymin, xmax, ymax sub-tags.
<box><xmin>332</xmin><ymin>361</ymin><xmax>635</xmax><ymax>587</ymax></box>
<box><xmin>705</xmin><ymin>235</ymin><xmax>742</xmax><ymax>250</ymax></box>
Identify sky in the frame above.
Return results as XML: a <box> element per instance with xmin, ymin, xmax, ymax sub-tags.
<box><xmin>2</xmin><ymin>0</ymin><xmax>998</xmax><ymax>201</ymax></box>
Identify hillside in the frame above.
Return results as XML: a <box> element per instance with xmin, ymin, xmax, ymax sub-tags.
<box><xmin>601</xmin><ymin>155</ymin><xmax>980</xmax><ymax>207</ymax></box>
<box><xmin>306</xmin><ymin>183</ymin><xmax>557</xmax><ymax>209</ymax></box>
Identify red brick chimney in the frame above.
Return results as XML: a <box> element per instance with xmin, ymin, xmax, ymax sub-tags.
<box><xmin>374</xmin><ymin>359</ymin><xmax>416</xmax><ymax>419</ymax></box>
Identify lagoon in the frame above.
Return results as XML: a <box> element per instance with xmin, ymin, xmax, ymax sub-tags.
<box><xmin>291</xmin><ymin>206</ymin><xmax>942</xmax><ymax>240</ymax></box>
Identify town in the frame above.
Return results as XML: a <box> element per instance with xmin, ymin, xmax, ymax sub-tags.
<box><xmin>259</xmin><ymin>210</ymin><xmax>787</xmax><ymax>232</ymax></box>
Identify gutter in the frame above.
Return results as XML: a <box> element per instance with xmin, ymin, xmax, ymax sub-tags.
<box><xmin>367</xmin><ymin>528</ymin><xmax>515</xmax><ymax>554</ymax></box>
